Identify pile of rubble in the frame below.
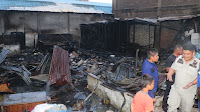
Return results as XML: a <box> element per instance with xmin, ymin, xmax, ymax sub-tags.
<box><xmin>0</xmin><ymin>45</ymin><xmax>166</xmax><ymax>111</ymax></box>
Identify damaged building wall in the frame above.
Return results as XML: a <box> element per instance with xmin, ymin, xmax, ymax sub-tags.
<box><xmin>159</xmin><ymin>18</ymin><xmax>200</xmax><ymax>49</ymax></box>
<box><xmin>81</xmin><ymin>20</ymin><xmax>157</xmax><ymax>56</ymax></box>
<box><xmin>113</xmin><ymin>0</ymin><xmax>200</xmax><ymax>19</ymax></box>
<box><xmin>0</xmin><ymin>10</ymin><xmax>113</xmax><ymax>47</ymax></box>
<box><xmin>159</xmin><ymin>21</ymin><xmax>182</xmax><ymax>49</ymax></box>
<box><xmin>80</xmin><ymin>18</ymin><xmax>194</xmax><ymax>51</ymax></box>
<box><xmin>112</xmin><ymin>0</ymin><xmax>200</xmax><ymax>50</ymax></box>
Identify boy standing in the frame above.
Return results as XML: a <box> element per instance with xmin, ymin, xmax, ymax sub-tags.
<box><xmin>142</xmin><ymin>48</ymin><xmax>159</xmax><ymax>102</ymax></box>
<box><xmin>131</xmin><ymin>75</ymin><xmax>154</xmax><ymax>112</ymax></box>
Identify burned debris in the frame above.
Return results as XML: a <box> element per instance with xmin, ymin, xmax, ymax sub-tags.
<box><xmin>80</xmin><ymin>19</ymin><xmax>157</xmax><ymax>56</ymax></box>
<box><xmin>1</xmin><ymin>0</ymin><xmax>200</xmax><ymax>111</ymax></box>
<box><xmin>0</xmin><ymin>18</ymin><xmax>169</xmax><ymax>112</ymax></box>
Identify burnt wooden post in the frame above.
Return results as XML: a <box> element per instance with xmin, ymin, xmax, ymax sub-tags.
<box><xmin>135</xmin><ymin>49</ymin><xmax>139</xmax><ymax>76</ymax></box>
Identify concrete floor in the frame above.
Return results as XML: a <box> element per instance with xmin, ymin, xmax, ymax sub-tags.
<box><xmin>154</xmin><ymin>96</ymin><xmax>199</xmax><ymax>112</ymax></box>
<box><xmin>155</xmin><ymin>106</ymin><xmax>199</xmax><ymax>112</ymax></box>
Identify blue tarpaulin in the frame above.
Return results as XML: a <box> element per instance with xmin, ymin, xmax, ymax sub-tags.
<box><xmin>0</xmin><ymin>0</ymin><xmax>112</xmax><ymax>14</ymax></box>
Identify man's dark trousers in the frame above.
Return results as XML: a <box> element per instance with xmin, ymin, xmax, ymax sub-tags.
<box><xmin>162</xmin><ymin>75</ymin><xmax>175</xmax><ymax>112</ymax></box>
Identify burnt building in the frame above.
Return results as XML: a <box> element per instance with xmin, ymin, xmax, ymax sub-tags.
<box><xmin>112</xmin><ymin>0</ymin><xmax>200</xmax><ymax>50</ymax></box>
<box><xmin>0</xmin><ymin>0</ymin><xmax>113</xmax><ymax>49</ymax></box>
<box><xmin>81</xmin><ymin>19</ymin><xmax>158</xmax><ymax>56</ymax></box>
<box><xmin>112</xmin><ymin>0</ymin><xmax>200</xmax><ymax>19</ymax></box>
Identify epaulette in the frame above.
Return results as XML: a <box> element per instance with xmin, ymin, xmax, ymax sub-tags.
<box><xmin>177</xmin><ymin>57</ymin><xmax>183</xmax><ymax>64</ymax></box>
<box><xmin>189</xmin><ymin>60</ymin><xmax>197</xmax><ymax>68</ymax></box>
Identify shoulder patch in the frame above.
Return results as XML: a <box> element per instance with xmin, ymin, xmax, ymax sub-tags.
<box><xmin>189</xmin><ymin>60</ymin><xmax>198</xmax><ymax>68</ymax></box>
<box><xmin>177</xmin><ymin>58</ymin><xmax>183</xmax><ymax>64</ymax></box>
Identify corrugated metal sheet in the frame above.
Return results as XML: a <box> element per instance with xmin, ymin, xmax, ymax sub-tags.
<box><xmin>49</xmin><ymin>45</ymin><xmax>73</xmax><ymax>87</ymax></box>
<box><xmin>0</xmin><ymin>49</ymin><xmax>10</xmax><ymax>65</ymax></box>
<box><xmin>158</xmin><ymin>15</ymin><xmax>197</xmax><ymax>21</ymax></box>
<box><xmin>34</xmin><ymin>0</ymin><xmax>112</xmax><ymax>7</ymax></box>
<box><xmin>0</xmin><ymin>0</ymin><xmax>112</xmax><ymax>14</ymax></box>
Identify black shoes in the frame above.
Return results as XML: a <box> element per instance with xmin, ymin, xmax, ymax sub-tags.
<box><xmin>162</xmin><ymin>106</ymin><xmax>168</xmax><ymax>112</ymax></box>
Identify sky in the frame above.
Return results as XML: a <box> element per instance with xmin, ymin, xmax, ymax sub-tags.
<box><xmin>89</xmin><ymin>0</ymin><xmax>112</xmax><ymax>4</ymax></box>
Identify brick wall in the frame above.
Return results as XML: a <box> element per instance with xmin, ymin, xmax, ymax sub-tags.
<box><xmin>113</xmin><ymin>0</ymin><xmax>199</xmax><ymax>19</ymax></box>
<box><xmin>160</xmin><ymin>21</ymin><xmax>182</xmax><ymax>49</ymax></box>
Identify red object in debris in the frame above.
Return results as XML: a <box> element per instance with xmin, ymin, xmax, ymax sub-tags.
<box><xmin>29</xmin><ymin>107</ymin><xmax>34</xmax><ymax>112</ymax></box>
<box><xmin>49</xmin><ymin>45</ymin><xmax>74</xmax><ymax>87</ymax></box>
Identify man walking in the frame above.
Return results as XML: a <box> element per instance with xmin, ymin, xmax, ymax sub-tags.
<box><xmin>162</xmin><ymin>45</ymin><xmax>182</xmax><ymax>112</ymax></box>
<box><xmin>167</xmin><ymin>42</ymin><xmax>199</xmax><ymax>112</ymax></box>
<box><xmin>142</xmin><ymin>48</ymin><xmax>159</xmax><ymax>102</ymax></box>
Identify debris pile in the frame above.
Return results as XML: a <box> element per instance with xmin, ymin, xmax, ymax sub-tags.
<box><xmin>0</xmin><ymin>43</ymin><xmax>166</xmax><ymax>111</ymax></box>
<box><xmin>68</xmin><ymin>48</ymin><xmax>166</xmax><ymax>98</ymax></box>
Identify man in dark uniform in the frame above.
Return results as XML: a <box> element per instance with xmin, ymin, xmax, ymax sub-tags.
<box><xmin>162</xmin><ymin>45</ymin><xmax>183</xmax><ymax>112</ymax></box>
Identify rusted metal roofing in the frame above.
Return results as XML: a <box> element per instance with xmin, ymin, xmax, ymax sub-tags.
<box><xmin>49</xmin><ymin>45</ymin><xmax>73</xmax><ymax>87</ymax></box>
<box><xmin>0</xmin><ymin>0</ymin><xmax>112</xmax><ymax>14</ymax></box>
<box><xmin>158</xmin><ymin>15</ymin><xmax>197</xmax><ymax>21</ymax></box>
<box><xmin>127</xmin><ymin>15</ymin><xmax>197</xmax><ymax>23</ymax></box>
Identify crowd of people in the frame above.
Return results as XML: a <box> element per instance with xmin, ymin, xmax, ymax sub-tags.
<box><xmin>131</xmin><ymin>42</ymin><xmax>200</xmax><ymax>112</ymax></box>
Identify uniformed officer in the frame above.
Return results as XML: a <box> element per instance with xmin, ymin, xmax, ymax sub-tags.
<box><xmin>167</xmin><ymin>42</ymin><xmax>199</xmax><ymax>112</ymax></box>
